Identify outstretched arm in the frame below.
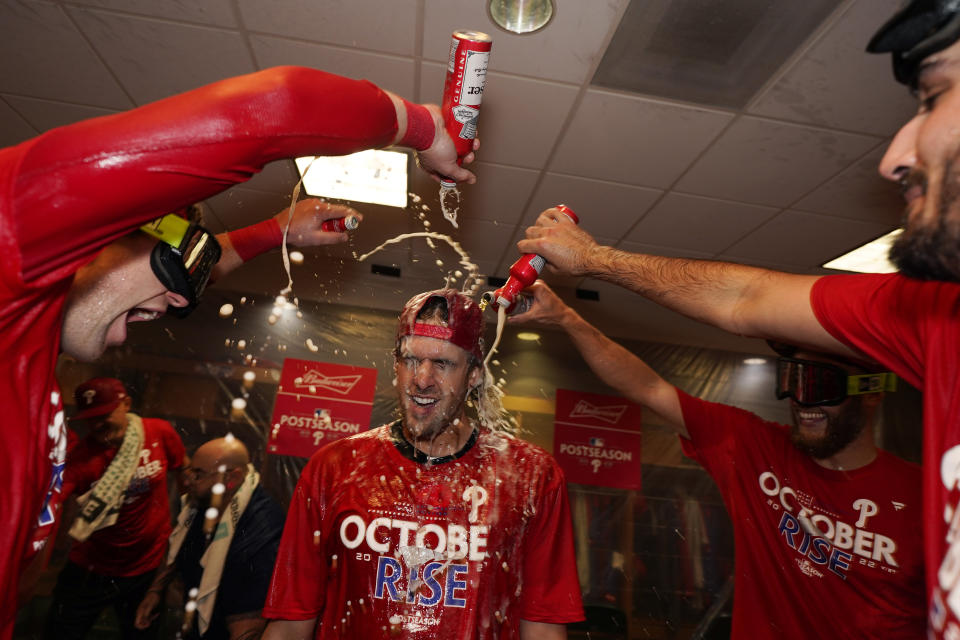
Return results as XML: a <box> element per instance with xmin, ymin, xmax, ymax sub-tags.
<box><xmin>511</xmin><ymin>281</ymin><xmax>687</xmax><ymax>437</ymax></box>
<box><xmin>517</xmin><ymin>207</ymin><xmax>850</xmax><ymax>357</ymax></box>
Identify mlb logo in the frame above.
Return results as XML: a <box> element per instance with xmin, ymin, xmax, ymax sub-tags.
<box><xmin>589</xmin><ymin>437</ymin><xmax>605</xmax><ymax>447</ymax></box>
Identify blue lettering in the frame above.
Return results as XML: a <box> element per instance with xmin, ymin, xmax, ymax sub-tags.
<box><xmin>808</xmin><ymin>537</ymin><xmax>830</xmax><ymax>565</ymax></box>
<box><xmin>828</xmin><ymin>549</ymin><xmax>852</xmax><ymax>580</ymax></box>
<box><xmin>797</xmin><ymin>531</ymin><xmax>811</xmax><ymax>555</ymax></box>
<box><xmin>778</xmin><ymin>512</ymin><xmax>800</xmax><ymax>548</ymax></box>
<box><xmin>375</xmin><ymin>557</ymin><xmax>402</xmax><ymax>601</ymax></box>
<box><xmin>419</xmin><ymin>562</ymin><xmax>443</xmax><ymax>606</ymax></box>
<box><xmin>405</xmin><ymin>566</ymin><xmax>419</xmax><ymax>603</ymax></box>
<box><xmin>444</xmin><ymin>564</ymin><xmax>468</xmax><ymax>607</ymax></box>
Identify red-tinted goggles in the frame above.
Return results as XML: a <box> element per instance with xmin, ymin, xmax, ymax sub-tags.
<box><xmin>775</xmin><ymin>357</ymin><xmax>897</xmax><ymax>407</ymax></box>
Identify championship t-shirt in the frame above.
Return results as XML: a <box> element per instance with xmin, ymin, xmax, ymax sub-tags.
<box><xmin>678</xmin><ymin>388</ymin><xmax>924</xmax><ymax>639</ymax></box>
<box><xmin>265</xmin><ymin>423</ymin><xmax>584</xmax><ymax>638</ymax></box>
<box><xmin>0</xmin><ymin>66</ymin><xmax>400</xmax><ymax>636</ymax></box>
<box><xmin>812</xmin><ymin>273</ymin><xmax>960</xmax><ymax>638</ymax></box>
<box><xmin>62</xmin><ymin>417</ymin><xmax>184</xmax><ymax>577</ymax></box>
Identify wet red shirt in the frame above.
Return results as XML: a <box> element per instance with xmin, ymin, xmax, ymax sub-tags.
<box><xmin>0</xmin><ymin>65</ymin><xmax>399</xmax><ymax>636</ymax></box>
<box><xmin>678</xmin><ymin>389</ymin><xmax>924</xmax><ymax>638</ymax></box>
<box><xmin>63</xmin><ymin>417</ymin><xmax>184</xmax><ymax>577</ymax></box>
<box><xmin>813</xmin><ymin>273</ymin><xmax>960</xmax><ymax>638</ymax></box>
<box><xmin>264</xmin><ymin>424</ymin><xmax>584</xmax><ymax>638</ymax></box>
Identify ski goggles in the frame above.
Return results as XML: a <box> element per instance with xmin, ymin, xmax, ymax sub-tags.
<box><xmin>775</xmin><ymin>357</ymin><xmax>897</xmax><ymax>407</ymax></box>
<box><xmin>140</xmin><ymin>214</ymin><xmax>221</xmax><ymax>318</ymax></box>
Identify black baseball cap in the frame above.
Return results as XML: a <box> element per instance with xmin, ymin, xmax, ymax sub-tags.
<box><xmin>868</xmin><ymin>0</ymin><xmax>960</xmax><ymax>86</ymax></box>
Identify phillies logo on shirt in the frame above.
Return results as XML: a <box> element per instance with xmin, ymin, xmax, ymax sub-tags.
<box><xmin>931</xmin><ymin>445</ymin><xmax>960</xmax><ymax>634</ymax></box>
<box><xmin>569</xmin><ymin>400</ymin><xmax>627</xmax><ymax>424</ymax></box>
<box><xmin>294</xmin><ymin>370</ymin><xmax>362</xmax><ymax>395</ymax></box>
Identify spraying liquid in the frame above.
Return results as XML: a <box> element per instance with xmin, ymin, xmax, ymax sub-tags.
<box><xmin>439</xmin><ymin>184</ymin><xmax>461</xmax><ymax>228</ymax></box>
<box><xmin>357</xmin><ymin>232</ymin><xmax>483</xmax><ymax>295</ymax></box>
<box><xmin>484</xmin><ymin>305</ymin><xmax>507</xmax><ymax>367</ymax></box>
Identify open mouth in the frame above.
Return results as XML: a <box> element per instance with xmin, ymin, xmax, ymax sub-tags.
<box><xmin>795</xmin><ymin>406</ymin><xmax>827</xmax><ymax>427</ymax></box>
<box><xmin>127</xmin><ymin>307</ymin><xmax>162</xmax><ymax>323</ymax></box>
<box><xmin>411</xmin><ymin>395</ymin><xmax>438</xmax><ymax>408</ymax></box>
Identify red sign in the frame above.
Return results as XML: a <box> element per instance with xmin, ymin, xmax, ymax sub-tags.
<box><xmin>553</xmin><ymin>389</ymin><xmax>642</xmax><ymax>490</ymax></box>
<box><xmin>267</xmin><ymin>358</ymin><xmax>378</xmax><ymax>458</ymax></box>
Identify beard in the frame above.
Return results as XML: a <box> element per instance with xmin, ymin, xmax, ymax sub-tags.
<box><xmin>890</xmin><ymin>159</ymin><xmax>960</xmax><ymax>282</ymax></box>
<box><xmin>790</xmin><ymin>397</ymin><xmax>866</xmax><ymax>460</ymax></box>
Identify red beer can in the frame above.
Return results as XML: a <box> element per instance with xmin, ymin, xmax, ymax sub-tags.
<box><xmin>439</xmin><ymin>30</ymin><xmax>492</xmax><ymax>188</ymax></box>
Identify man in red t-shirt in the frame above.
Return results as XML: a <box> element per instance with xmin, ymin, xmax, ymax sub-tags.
<box><xmin>514</xmin><ymin>3</ymin><xmax>960</xmax><ymax>636</ymax></box>
<box><xmin>1</xmin><ymin>65</ymin><xmax>476</xmax><ymax>638</ymax></box>
<box><xmin>263</xmin><ymin>289</ymin><xmax>584</xmax><ymax>640</ymax></box>
<box><xmin>44</xmin><ymin>377</ymin><xmax>186</xmax><ymax>640</ymax></box>
<box><xmin>512</xmin><ymin>282</ymin><xmax>924</xmax><ymax>638</ymax></box>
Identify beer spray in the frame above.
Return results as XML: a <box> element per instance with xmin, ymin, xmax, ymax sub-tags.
<box><xmin>480</xmin><ymin>205</ymin><xmax>579</xmax><ymax>314</ymax></box>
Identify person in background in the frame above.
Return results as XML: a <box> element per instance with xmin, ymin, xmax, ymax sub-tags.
<box><xmin>135</xmin><ymin>437</ymin><xmax>285</xmax><ymax>640</ymax></box>
<box><xmin>44</xmin><ymin>378</ymin><xmax>186</xmax><ymax>640</ymax></box>
<box><xmin>2</xmin><ymin>64</ymin><xmax>476</xmax><ymax>639</ymax></box>
<box><xmin>262</xmin><ymin>289</ymin><xmax>584</xmax><ymax>639</ymax></box>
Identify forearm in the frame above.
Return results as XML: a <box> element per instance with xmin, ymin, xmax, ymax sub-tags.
<box><xmin>519</xmin><ymin>620</ymin><xmax>567</xmax><ymax>639</ymax></box>
<box><xmin>558</xmin><ymin>304</ymin><xmax>685</xmax><ymax>434</ymax></box>
<box><xmin>582</xmin><ymin>247</ymin><xmax>839</xmax><ymax>351</ymax></box>
<box><xmin>262</xmin><ymin>618</ymin><xmax>317</xmax><ymax>640</ymax></box>
<box><xmin>145</xmin><ymin>559</ymin><xmax>176</xmax><ymax>594</ymax></box>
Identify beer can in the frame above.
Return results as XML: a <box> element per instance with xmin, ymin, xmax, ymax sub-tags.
<box><xmin>440</xmin><ymin>30</ymin><xmax>492</xmax><ymax>188</ymax></box>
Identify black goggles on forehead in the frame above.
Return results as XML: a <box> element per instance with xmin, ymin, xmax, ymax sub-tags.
<box><xmin>140</xmin><ymin>214</ymin><xmax>221</xmax><ymax>318</ymax></box>
<box><xmin>775</xmin><ymin>357</ymin><xmax>897</xmax><ymax>407</ymax></box>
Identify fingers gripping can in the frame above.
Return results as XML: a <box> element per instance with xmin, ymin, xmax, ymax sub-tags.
<box><xmin>439</xmin><ymin>30</ymin><xmax>492</xmax><ymax>188</ymax></box>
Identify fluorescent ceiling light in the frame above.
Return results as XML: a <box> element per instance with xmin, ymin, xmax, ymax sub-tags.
<box><xmin>517</xmin><ymin>332</ymin><xmax>541</xmax><ymax>341</ymax></box>
<box><xmin>743</xmin><ymin>358</ymin><xmax>767</xmax><ymax>365</ymax></box>
<box><xmin>295</xmin><ymin>150</ymin><xmax>408</xmax><ymax>208</ymax></box>
<box><xmin>822</xmin><ymin>229</ymin><xmax>901</xmax><ymax>274</ymax></box>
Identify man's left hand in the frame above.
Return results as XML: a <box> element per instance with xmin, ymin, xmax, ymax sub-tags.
<box><xmin>272</xmin><ymin>197</ymin><xmax>362</xmax><ymax>247</ymax></box>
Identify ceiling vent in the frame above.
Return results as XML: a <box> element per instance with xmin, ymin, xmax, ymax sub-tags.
<box><xmin>593</xmin><ymin>0</ymin><xmax>837</xmax><ymax>108</ymax></box>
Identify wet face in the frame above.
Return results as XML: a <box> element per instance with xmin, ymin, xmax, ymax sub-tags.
<box><xmin>880</xmin><ymin>39</ymin><xmax>960</xmax><ymax>281</ymax></box>
<box><xmin>61</xmin><ymin>234</ymin><xmax>189</xmax><ymax>361</ymax></box>
<box><xmin>394</xmin><ymin>335</ymin><xmax>481</xmax><ymax>444</ymax></box>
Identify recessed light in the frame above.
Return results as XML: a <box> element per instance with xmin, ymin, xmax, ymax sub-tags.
<box><xmin>295</xmin><ymin>150</ymin><xmax>408</xmax><ymax>208</ymax></box>
<box><xmin>743</xmin><ymin>358</ymin><xmax>767</xmax><ymax>365</ymax></box>
<box><xmin>517</xmin><ymin>332</ymin><xmax>540</xmax><ymax>341</ymax></box>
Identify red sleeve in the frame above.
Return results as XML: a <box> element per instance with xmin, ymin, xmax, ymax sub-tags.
<box><xmin>811</xmin><ymin>273</ymin><xmax>941</xmax><ymax>390</ymax></box>
<box><xmin>519</xmin><ymin>457</ymin><xmax>585</xmax><ymax>623</ymax></box>
<box><xmin>264</xmin><ymin>454</ymin><xmax>328</xmax><ymax>621</ymax></box>
<box><xmin>2</xmin><ymin>66</ymin><xmax>399</xmax><ymax>284</ymax></box>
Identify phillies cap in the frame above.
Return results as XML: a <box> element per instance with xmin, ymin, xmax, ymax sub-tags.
<box><xmin>73</xmin><ymin>378</ymin><xmax>128</xmax><ymax>421</ymax></box>
<box><xmin>397</xmin><ymin>289</ymin><xmax>484</xmax><ymax>362</ymax></box>
<box><xmin>867</xmin><ymin>0</ymin><xmax>960</xmax><ymax>86</ymax></box>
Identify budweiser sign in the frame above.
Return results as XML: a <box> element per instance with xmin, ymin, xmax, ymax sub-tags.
<box><xmin>294</xmin><ymin>370</ymin><xmax>363</xmax><ymax>395</ymax></box>
<box><xmin>569</xmin><ymin>399</ymin><xmax>627</xmax><ymax>425</ymax></box>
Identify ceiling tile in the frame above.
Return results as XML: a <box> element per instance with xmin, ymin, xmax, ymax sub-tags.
<box><xmin>793</xmin><ymin>144</ymin><xmax>903</xmax><ymax>225</ymax></box>
<box><xmin>64</xmin><ymin>0</ymin><xmax>238</xmax><ymax>27</ymax></box>
<box><xmin>252</xmin><ymin>35</ymin><xmax>416</xmax><ymax>97</ymax></box>
<box><xmin>69</xmin><ymin>9</ymin><xmax>257</xmax><ymax>104</ymax></box>
<box><xmin>4</xmin><ymin>95</ymin><xmax>117</xmax><ymax>131</ymax></box>
<box><xmin>453</xmin><ymin>216</ymin><xmax>516</xmax><ymax>266</ymax></box>
<box><xmin>520</xmin><ymin>173</ymin><xmax>662</xmax><ymax>239</ymax></box>
<box><xmin>0</xmin><ymin>98</ymin><xmax>37</xmax><ymax>147</ymax></box>
<box><xmin>204</xmin><ymin>186</ymin><xmax>293</xmax><ymax>232</ymax></box>
<box><xmin>720</xmin><ymin>209</ymin><xmax>896</xmax><ymax>269</ymax></box>
<box><xmin>238</xmin><ymin>0</ymin><xmax>417</xmax><ymax>56</ymax></box>
<box><xmin>422</xmin><ymin>0</ymin><xmax>629</xmax><ymax>84</ymax></box>
<box><xmin>550</xmin><ymin>89</ymin><xmax>733</xmax><ymax>187</ymax></box>
<box><xmin>625</xmin><ymin>193</ymin><xmax>779</xmax><ymax>254</ymax></box>
<box><xmin>419</xmin><ymin>63</ymin><xmax>579</xmax><ymax>168</ymax></box>
<box><xmin>0</xmin><ymin>0</ymin><xmax>131</xmax><ymax>108</ymax></box>
<box><xmin>449</xmin><ymin>162</ymin><xmax>540</xmax><ymax>224</ymax></box>
<box><xmin>749</xmin><ymin>0</ymin><xmax>916</xmax><ymax>136</ymax></box>
<box><xmin>676</xmin><ymin>116</ymin><xmax>880</xmax><ymax>207</ymax></box>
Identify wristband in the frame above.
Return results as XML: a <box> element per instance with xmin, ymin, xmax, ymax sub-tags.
<box><xmin>227</xmin><ymin>218</ymin><xmax>283</xmax><ymax>263</ymax></box>
<box><xmin>398</xmin><ymin>99</ymin><xmax>436</xmax><ymax>151</ymax></box>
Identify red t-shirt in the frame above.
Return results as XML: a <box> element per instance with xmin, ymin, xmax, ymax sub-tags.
<box><xmin>264</xmin><ymin>424</ymin><xmax>585</xmax><ymax>638</ymax></box>
<box><xmin>62</xmin><ymin>417</ymin><xmax>184</xmax><ymax>577</ymax></box>
<box><xmin>0</xmin><ymin>66</ymin><xmax>399</xmax><ymax>636</ymax></box>
<box><xmin>812</xmin><ymin>273</ymin><xmax>960</xmax><ymax>638</ymax></box>
<box><xmin>678</xmin><ymin>388</ymin><xmax>924</xmax><ymax>639</ymax></box>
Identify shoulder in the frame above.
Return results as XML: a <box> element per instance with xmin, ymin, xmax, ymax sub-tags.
<box><xmin>140</xmin><ymin>417</ymin><xmax>178</xmax><ymax>438</ymax></box>
<box><xmin>303</xmin><ymin>426</ymin><xmax>390</xmax><ymax>473</ymax></box>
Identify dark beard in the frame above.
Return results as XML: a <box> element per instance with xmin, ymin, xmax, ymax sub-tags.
<box><xmin>790</xmin><ymin>397</ymin><xmax>866</xmax><ymax>460</ymax></box>
<box><xmin>890</xmin><ymin>158</ymin><xmax>960</xmax><ymax>282</ymax></box>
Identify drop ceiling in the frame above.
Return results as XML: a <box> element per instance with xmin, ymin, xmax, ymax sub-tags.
<box><xmin>0</xmin><ymin>0</ymin><xmax>916</xmax><ymax>354</ymax></box>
